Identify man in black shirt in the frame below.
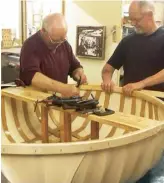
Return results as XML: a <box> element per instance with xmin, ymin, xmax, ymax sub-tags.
<box><xmin>101</xmin><ymin>0</ymin><xmax>164</xmax><ymax>96</ymax></box>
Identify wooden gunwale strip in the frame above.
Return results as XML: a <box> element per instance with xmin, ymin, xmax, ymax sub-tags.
<box><xmin>2</xmin><ymin>86</ymin><xmax>164</xmax><ymax>110</ymax></box>
<box><xmin>79</xmin><ymin>86</ymin><xmax>164</xmax><ymax>110</ymax></box>
<box><xmin>1</xmin><ymin>96</ymin><xmax>16</xmax><ymax>143</ymax></box>
<box><xmin>22</xmin><ymin>101</ymin><xmax>41</xmax><ymax>138</ymax></box>
<box><xmin>10</xmin><ymin>98</ymin><xmax>30</xmax><ymax>142</ymax></box>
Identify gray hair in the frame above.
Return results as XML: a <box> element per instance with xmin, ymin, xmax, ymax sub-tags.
<box><xmin>42</xmin><ymin>13</ymin><xmax>65</xmax><ymax>34</ymax></box>
<box><xmin>42</xmin><ymin>14</ymin><xmax>55</xmax><ymax>33</ymax></box>
<box><xmin>138</xmin><ymin>0</ymin><xmax>155</xmax><ymax>14</ymax></box>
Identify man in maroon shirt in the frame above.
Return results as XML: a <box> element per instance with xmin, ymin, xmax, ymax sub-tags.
<box><xmin>19</xmin><ymin>13</ymin><xmax>87</xmax><ymax>97</ymax></box>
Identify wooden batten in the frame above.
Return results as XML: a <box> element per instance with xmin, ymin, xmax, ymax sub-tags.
<box><xmin>119</xmin><ymin>94</ymin><xmax>125</xmax><ymax>112</ymax></box>
<box><xmin>148</xmin><ymin>102</ymin><xmax>153</xmax><ymax>120</ymax></box>
<box><xmin>140</xmin><ymin>100</ymin><xmax>146</xmax><ymax>117</ymax></box>
<box><xmin>41</xmin><ymin>106</ymin><xmax>49</xmax><ymax>143</ymax></box>
<box><xmin>104</xmin><ymin>92</ymin><xmax>110</xmax><ymax>108</ymax></box>
<box><xmin>91</xmin><ymin>121</ymin><xmax>99</xmax><ymax>140</ymax></box>
<box><xmin>1</xmin><ymin>96</ymin><xmax>15</xmax><ymax>143</ymax></box>
<box><xmin>154</xmin><ymin>105</ymin><xmax>159</xmax><ymax>121</ymax></box>
<box><xmin>60</xmin><ymin>112</ymin><xmax>72</xmax><ymax>142</ymax></box>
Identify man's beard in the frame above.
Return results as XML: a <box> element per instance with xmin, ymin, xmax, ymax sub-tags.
<box><xmin>135</xmin><ymin>27</ymin><xmax>145</xmax><ymax>34</ymax></box>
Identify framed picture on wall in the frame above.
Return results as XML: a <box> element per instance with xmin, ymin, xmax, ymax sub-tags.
<box><xmin>76</xmin><ymin>26</ymin><xmax>106</xmax><ymax>60</ymax></box>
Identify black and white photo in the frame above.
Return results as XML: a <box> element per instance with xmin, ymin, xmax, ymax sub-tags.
<box><xmin>76</xmin><ymin>26</ymin><xmax>105</xmax><ymax>59</ymax></box>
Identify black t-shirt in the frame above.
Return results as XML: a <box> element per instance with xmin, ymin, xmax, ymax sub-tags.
<box><xmin>107</xmin><ymin>26</ymin><xmax>164</xmax><ymax>91</ymax></box>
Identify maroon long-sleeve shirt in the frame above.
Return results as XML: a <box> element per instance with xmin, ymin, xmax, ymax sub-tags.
<box><xmin>19</xmin><ymin>31</ymin><xmax>82</xmax><ymax>85</ymax></box>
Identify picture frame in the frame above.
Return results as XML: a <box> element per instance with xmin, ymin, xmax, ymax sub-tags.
<box><xmin>76</xmin><ymin>26</ymin><xmax>106</xmax><ymax>60</ymax></box>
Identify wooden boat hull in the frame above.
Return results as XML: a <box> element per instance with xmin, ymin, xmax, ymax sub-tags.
<box><xmin>1</xmin><ymin>86</ymin><xmax>164</xmax><ymax>183</ymax></box>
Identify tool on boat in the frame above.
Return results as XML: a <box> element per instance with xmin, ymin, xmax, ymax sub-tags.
<box><xmin>34</xmin><ymin>93</ymin><xmax>114</xmax><ymax>116</ymax></box>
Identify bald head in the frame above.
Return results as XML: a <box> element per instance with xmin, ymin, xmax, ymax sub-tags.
<box><xmin>129</xmin><ymin>0</ymin><xmax>155</xmax><ymax>15</ymax></box>
<box><xmin>42</xmin><ymin>13</ymin><xmax>67</xmax><ymax>40</ymax></box>
<box><xmin>129</xmin><ymin>0</ymin><xmax>157</xmax><ymax>34</ymax></box>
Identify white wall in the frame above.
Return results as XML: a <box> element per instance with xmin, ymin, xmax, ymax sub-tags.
<box><xmin>154</xmin><ymin>2</ymin><xmax>164</xmax><ymax>24</ymax></box>
<box><xmin>65</xmin><ymin>0</ymin><xmax>122</xmax><ymax>85</ymax></box>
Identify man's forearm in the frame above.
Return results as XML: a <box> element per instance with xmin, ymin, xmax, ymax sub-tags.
<box><xmin>142</xmin><ymin>69</ymin><xmax>164</xmax><ymax>88</ymax></box>
<box><xmin>102</xmin><ymin>64</ymin><xmax>115</xmax><ymax>82</ymax></box>
<box><xmin>31</xmin><ymin>72</ymin><xmax>66</xmax><ymax>92</ymax></box>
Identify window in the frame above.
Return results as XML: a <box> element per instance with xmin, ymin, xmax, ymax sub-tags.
<box><xmin>0</xmin><ymin>0</ymin><xmax>21</xmax><ymax>48</ymax></box>
<box><xmin>26</xmin><ymin>0</ymin><xmax>62</xmax><ymax>38</ymax></box>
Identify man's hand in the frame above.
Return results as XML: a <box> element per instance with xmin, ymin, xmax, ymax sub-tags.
<box><xmin>101</xmin><ymin>79</ymin><xmax>115</xmax><ymax>92</ymax></box>
<box><xmin>79</xmin><ymin>73</ymin><xmax>87</xmax><ymax>84</ymax></box>
<box><xmin>72</xmin><ymin>68</ymin><xmax>88</xmax><ymax>85</ymax></box>
<box><xmin>122</xmin><ymin>81</ymin><xmax>145</xmax><ymax>96</ymax></box>
<box><xmin>61</xmin><ymin>84</ymin><xmax>80</xmax><ymax>97</ymax></box>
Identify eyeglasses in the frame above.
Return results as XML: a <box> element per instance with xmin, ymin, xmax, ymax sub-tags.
<box><xmin>129</xmin><ymin>14</ymin><xmax>145</xmax><ymax>24</ymax></box>
<box><xmin>48</xmin><ymin>34</ymin><xmax>66</xmax><ymax>44</ymax></box>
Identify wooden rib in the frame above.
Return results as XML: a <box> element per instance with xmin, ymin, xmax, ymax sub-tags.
<box><xmin>140</xmin><ymin>100</ymin><xmax>146</xmax><ymax>117</ymax></box>
<box><xmin>11</xmin><ymin>98</ymin><xmax>30</xmax><ymax>142</ymax></box>
<box><xmin>93</xmin><ymin>91</ymin><xmax>103</xmax><ymax>131</ymax></box>
<box><xmin>1</xmin><ymin>96</ymin><xmax>15</xmax><ymax>143</ymax></box>
<box><xmin>154</xmin><ymin>105</ymin><xmax>159</xmax><ymax>121</ymax></box>
<box><xmin>131</xmin><ymin>97</ymin><xmax>136</xmax><ymax>115</ymax></box>
<box><xmin>48</xmin><ymin>110</ymin><xmax>60</xmax><ymax>127</ymax></box>
<box><xmin>35</xmin><ymin>106</ymin><xmax>60</xmax><ymax>138</ymax></box>
<box><xmin>83</xmin><ymin>90</ymin><xmax>92</xmax><ymax>99</ymax></box>
<box><xmin>119</xmin><ymin>94</ymin><xmax>125</xmax><ymax>112</ymax></box>
<box><xmin>123</xmin><ymin>129</ymin><xmax>131</xmax><ymax>134</ymax></box>
<box><xmin>41</xmin><ymin>106</ymin><xmax>49</xmax><ymax>143</ymax></box>
<box><xmin>148</xmin><ymin>102</ymin><xmax>153</xmax><ymax>119</ymax></box>
<box><xmin>35</xmin><ymin>105</ymin><xmax>41</xmax><ymax>121</ymax></box>
<box><xmin>73</xmin><ymin>118</ymin><xmax>90</xmax><ymax>134</ymax></box>
<box><xmin>72</xmin><ymin>133</ymin><xmax>90</xmax><ymax>141</ymax></box>
<box><xmin>60</xmin><ymin>112</ymin><xmax>72</xmax><ymax>142</ymax></box>
<box><xmin>49</xmin><ymin>139</ymin><xmax>61</xmax><ymax>143</ymax></box>
<box><xmin>104</xmin><ymin>93</ymin><xmax>110</xmax><ymax>108</ymax></box>
<box><xmin>106</xmin><ymin>127</ymin><xmax>117</xmax><ymax>138</ymax></box>
<box><xmin>22</xmin><ymin>101</ymin><xmax>41</xmax><ymax>139</ymax></box>
<box><xmin>71</xmin><ymin>114</ymin><xmax>78</xmax><ymax>122</ymax></box>
<box><xmin>91</xmin><ymin>121</ymin><xmax>99</xmax><ymax>139</ymax></box>
<box><xmin>22</xmin><ymin>137</ymin><xmax>40</xmax><ymax>143</ymax></box>
<box><xmin>95</xmin><ymin>91</ymin><xmax>101</xmax><ymax>100</ymax></box>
